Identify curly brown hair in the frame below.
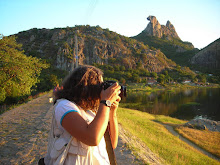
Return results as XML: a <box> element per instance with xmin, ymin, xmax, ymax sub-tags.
<box><xmin>55</xmin><ymin>65</ymin><xmax>103</xmax><ymax>112</ymax></box>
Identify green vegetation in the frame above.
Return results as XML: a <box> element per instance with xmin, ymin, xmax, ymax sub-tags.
<box><xmin>117</xmin><ymin>107</ymin><xmax>219</xmax><ymax>164</ymax></box>
<box><xmin>33</xmin><ymin>67</ymin><xmax>67</xmax><ymax>93</ymax></box>
<box><xmin>94</xmin><ymin>63</ymin><xmax>219</xmax><ymax>85</ymax></box>
<box><xmin>181</xmin><ymin>102</ymin><xmax>201</xmax><ymax>106</ymax></box>
<box><xmin>0</xmin><ymin>35</ymin><xmax>48</xmax><ymax>103</ymax></box>
<box><xmin>0</xmin><ymin>34</ymin><xmax>68</xmax><ymax>107</ymax></box>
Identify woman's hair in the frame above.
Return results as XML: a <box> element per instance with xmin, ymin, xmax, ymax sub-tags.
<box><xmin>55</xmin><ymin>65</ymin><xmax>103</xmax><ymax>111</ymax></box>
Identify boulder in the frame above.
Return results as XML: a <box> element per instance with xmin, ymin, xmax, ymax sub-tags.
<box><xmin>184</xmin><ymin>119</ymin><xmax>220</xmax><ymax>132</ymax></box>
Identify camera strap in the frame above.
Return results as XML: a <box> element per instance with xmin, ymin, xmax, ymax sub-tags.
<box><xmin>104</xmin><ymin>123</ymin><xmax>117</xmax><ymax>165</ymax></box>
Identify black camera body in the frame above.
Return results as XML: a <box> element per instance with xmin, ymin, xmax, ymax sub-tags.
<box><xmin>103</xmin><ymin>80</ymin><xmax>126</xmax><ymax>100</ymax></box>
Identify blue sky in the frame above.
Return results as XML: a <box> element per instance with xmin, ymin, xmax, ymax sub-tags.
<box><xmin>0</xmin><ymin>0</ymin><xmax>219</xmax><ymax>49</ymax></box>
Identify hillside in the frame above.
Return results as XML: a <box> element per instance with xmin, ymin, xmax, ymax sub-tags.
<box><xmin>15</xmin><ymin>25</ymin><xmax>176</xmax><ymax>73</ymax></box>
<box><xmin>133</xmin><ymin>16</ymin><xmax>199</xmax><ymax>66</ymax></box>
<box><xmin>191</xmin><ymin>38</ymin><xmax>220</xmax><ymax>73</ymax></box>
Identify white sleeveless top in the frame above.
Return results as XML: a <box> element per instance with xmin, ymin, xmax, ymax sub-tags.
<box><xmin>44</xmin><ymin>99</ymin><xmax>110</xmax><ymax>165</ymax></box>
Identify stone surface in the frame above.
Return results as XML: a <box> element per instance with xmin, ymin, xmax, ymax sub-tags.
<box><xmin>184</xmin><ymin>119</ymin><xmax>220</xmax><ymax>132</ymax></box>
<box><xmin>144</xmin><ymin>16</ymin><xmax>162</xmax><ymax>38</ymax></box>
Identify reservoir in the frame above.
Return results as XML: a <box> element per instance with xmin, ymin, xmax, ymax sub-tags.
<box><xmin>121</xmin><ymin>88</ymin><xmax>220</xmax><ymax>121</ymax></box>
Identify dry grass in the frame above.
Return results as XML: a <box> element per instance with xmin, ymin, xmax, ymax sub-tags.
<box><xmin>175</xmin><ymin>126</ymin><xmax>220</xmax><ymax>158</ymax></box>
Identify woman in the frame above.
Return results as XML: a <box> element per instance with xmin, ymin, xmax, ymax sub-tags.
<box><xmin>44</xmin><ymin>65</ymin><xmax>121</xmax><ymax>165</ymax></box>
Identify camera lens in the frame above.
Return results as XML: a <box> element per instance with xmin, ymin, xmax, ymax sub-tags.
<box><xmin>103</xmin><ymin>80</ymin><xmax>126</xmax><ymax>100</ymax></box>
<box><xmin>120</xmin><ymin>86</ymin><xmax>127</xmax><ymax>99</ymax></box>
<box><xmin>103</xmin><ymin>80</ymin><xmax>117</xmax><ymax>90</ymax></box>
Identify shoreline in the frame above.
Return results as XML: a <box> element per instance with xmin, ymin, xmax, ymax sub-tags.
<box><xmin>127</xmin><ymin>82</ymin><xmax>220</xmax><ymax>92</ymax></box>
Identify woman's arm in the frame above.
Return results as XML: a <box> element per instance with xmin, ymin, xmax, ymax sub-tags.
<box><xmin>61</xmin><ymin>83</ymin><xmax>121</xmax><ymax>146</ymax></box>
<box><xmin>109</xmin><ymin>106</ymin><xmax>119</xmax><ymax>149</ymax></box>
<box><xmin>108</xmin><ymin>94</ymin><xmax>121</xmax><ymax>149</ymax></box>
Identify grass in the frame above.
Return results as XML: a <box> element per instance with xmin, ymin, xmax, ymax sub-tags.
<box><xmin>117</xmin><ymin>107</ymin><xmax>220</xmax><ymax>165</ymax></box>
<box><xmin>126</xmin><ymin>83</ymin><xmax>220</xmax><ymax>93</ymax></box>
<box><xmin>176</xmin><ymin>126</ymin><xmax>220</xmax><ymax>158</ymax></box>
<box><xmin>154</xmin><ymin>115</ymin><xmax>187</xmax><ymax>125</ymax></box>
<box><xmin>181</xmin><ymin>102</ymin><xmax>201</xmax><ymax>106</ymax></box>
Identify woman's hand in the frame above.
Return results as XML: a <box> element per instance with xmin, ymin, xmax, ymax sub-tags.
<box><xmin>100</xmin><ymin>82</ymin><xmax>121</xmax><ymax>105</ymax></box>
<box><xmin>110</xmin><ymin>96</ymin><xmax>121</xmax><ymax>112</ymax></box>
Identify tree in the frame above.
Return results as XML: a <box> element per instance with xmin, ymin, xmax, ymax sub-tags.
<box><xmin>164</xmin><ymin>70</ymin><xmax>168</xmax><ymax>76</ymax></box>
<box><xmin>198</xmin><ymin>74</ymin><xmax>207</xmax><ymax>83</ymax></box>
<box><xmin>136</xmin><ymin>62</ymin><xmax>142</xmax><ymax>69</ymax></box>
<box><xmin>157</xmin><ymin>74</ymin><xmax>165</xmax><ymax>84</ymax></box>
<box><xmin>0</xmin><ymin>35</ymin><xmax>48</xmax><ymax>102</ymax></box>
<box><xmin>151</xmin><ymin>72</ymin><xmax>157</xmax><ymax>78</ymax></box>
<box><xmin>120</xmin><ymin>78</ymin><xmax>126</xmax><ymax>85</ymax></box>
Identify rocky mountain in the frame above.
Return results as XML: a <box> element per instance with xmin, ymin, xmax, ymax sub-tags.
<box><xmin>15</xmin><ymin>25</ymin><xmax>176</xmax><ymax>73</ymax></box>
<box><xmin>191</xmin><ymin>38</ymin><xmax>220</xmax><ymax>71</ymax></box>
<box><xmin>133</xmin><ymin>16</ymin><xmax>198</xmax><ymax>66</ymax></box>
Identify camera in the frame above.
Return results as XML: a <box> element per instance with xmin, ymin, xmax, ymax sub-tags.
<box><xmin>102</xmin><ymin>80</ymin><xmax>126</xmax><ymax>100</ymax></box>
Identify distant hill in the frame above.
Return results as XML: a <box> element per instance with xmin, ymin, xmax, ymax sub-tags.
<box><xmin>15</xmin><ymin>25</ymin><xmax>176</xmax><ymax>73</ymax></box>
<box><xmin>133</xmin><ymin>16</ymin><xmax>199</xmax><ymax>66</ymax></box>
<box><xmin>191</xmin><ymin>38</ymin><xmax>220</xmax><ymax>73</ymax></box>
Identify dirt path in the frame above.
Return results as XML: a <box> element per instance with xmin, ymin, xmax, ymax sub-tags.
<box><xmin>159</xmin><ymin>122</ymin><xmax>220</xmax><ymax>161</ymax></box>
<box><xmin>0</xmin><ymin>93</ymin><xmax>163</xmax><ymax>165</ymax></box>
<box><xmin>0</xmin><ymin>93</ymin><xmax>53</xmax><ymax>164</ymax></box>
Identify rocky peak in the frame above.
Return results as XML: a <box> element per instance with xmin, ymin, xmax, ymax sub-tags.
<box><xmin>144</xmin><ymin>16</ymin><xmax>162</xmax><ymax>38</ymax></box>
<box><xmin>166</xmin><ymin>20</ymin><xmax>173</xmax><ymax>29</ymax></box>
<box><xmin>165</xmin><ymin>20</ymin><xmax>180</xmax><ymax>39</ymax></box>
<box><xmin>144</xmin><ymin>15</ymin><xmax>180</xmax><ymax>40</ymax></box>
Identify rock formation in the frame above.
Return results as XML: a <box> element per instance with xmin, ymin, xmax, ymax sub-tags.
<box><xmin>144</xmin><ymin>16</ymin><xmax>180</xmax><ymax>40</ymax></box>
<box><xmin>191</xmin><ymin>38</ymin><xmax>220</xmax><ymax>69</ymax></box>
<box><xmin>184</xmin><ymin>119</ymin><xmax>220</xmax><ymax>132</ymax></box>
<box><xmin>144</xmin><ymin>16</ymin><xmax>162</xmax><ymax>38</ymax></box>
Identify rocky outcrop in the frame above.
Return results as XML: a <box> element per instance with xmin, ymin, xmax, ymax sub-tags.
<box><xmin>144</xmin><ymin>16</ymin><xmax>162</xmax><ymax>38</ymax></box>
<box><xmin>191</xmin><ymin>38</ymin><xmax>220</xmax><ymax>69</ymax></box>
<box><xmin>144</xmin><ymin>16</ymin><xmax>180</xmax><ymax>40</ymax></box>
<box><xmin>184</xmin><ymin>119</ymin><xmax>220</xmax><ymax>132</ymax></box>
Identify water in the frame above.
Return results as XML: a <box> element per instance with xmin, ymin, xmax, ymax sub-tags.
<box><xmin>122</xmin><ymin>88</ymin><xmax>220</xmax><ymax>121</ymax></box>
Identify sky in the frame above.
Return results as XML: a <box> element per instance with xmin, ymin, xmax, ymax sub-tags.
<box><xmin>0</xmin><ymin>0</ymin><xmax>219</xmax><ymax>49</ymax></box>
